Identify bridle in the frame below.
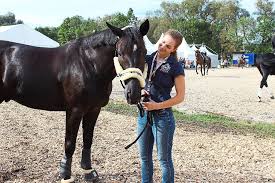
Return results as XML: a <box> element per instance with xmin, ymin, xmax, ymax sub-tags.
<box><xmin>113</xmin><ymin>56</ymin><xmax>147</xmax><ymax>89</ymax></box>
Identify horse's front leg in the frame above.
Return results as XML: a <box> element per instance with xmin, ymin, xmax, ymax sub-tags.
<box><xmin>81</xmin><ymin>108</ymin><xmax>101</xmax><ymax>180</ymax></box>
<box><xmin>196</xmin><ymin>63</ymin><xmax>198</xmax><ymax>74</ymax></box>
<box><xmin>60</xmin><ymin>108</ymin><xmax>83</xmax><ymax>182</ymax></box>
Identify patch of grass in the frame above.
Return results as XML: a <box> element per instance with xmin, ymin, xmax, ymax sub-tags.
<box><xmin>102</xmin><ymin>100</ymin><xmax>138</xmax><ymax>116</ymax></box>
<box><xmin>103</xmin><ymin>100</ymin><xmax>275</xmax><ymax>138</ymax></box>
<box><xmin>173</xmin><ymin>110</ymin><xmax>275</xmax><ymax>138</ymax></box>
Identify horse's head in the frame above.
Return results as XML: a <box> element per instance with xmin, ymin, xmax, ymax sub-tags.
<box><xmin>107</xmin><ymin>19</ymin><xmax>149</xmax><ymax>104</ymax></box>
<box><xmin>195</xmin><ymin>50</ymin><xmax>200</xmax><ymax>58</ymax></box>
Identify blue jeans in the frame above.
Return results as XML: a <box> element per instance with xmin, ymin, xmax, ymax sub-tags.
<box><xmin>137</xmin><ymin>109</ymin><xmax>175</xmax><ymax>183</ymax></box>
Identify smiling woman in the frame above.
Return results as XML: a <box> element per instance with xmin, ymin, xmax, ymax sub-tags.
<box><xmin>136</xmin><ymin>29</ymin><xmax>185</xmax><ymax>183</ymax></box>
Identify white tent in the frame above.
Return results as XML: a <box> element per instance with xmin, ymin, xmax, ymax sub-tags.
<box><xmin>199</xmin><ymin>45</ymin><xmax>219</xmax><ymax>68</ymax></box>
<box><xmin>191</xmin><ymin>45</ymin><xmax>198</xmax><ymax>51</ymax></box>
<box><xmin>177</xmin><ymin>37</ymin><xmax>195</xmax><ymax>61</ymax></box>
<box><xmin>0</xmin><ymin>24</ymin><xmax>59</xmax><ymax>48</ymax></box>
<box><xmin>143</xmin><ymin>35</ymin><xmax>155</xmax><ymax>54</ymax></box>
<box><xmin>154</xmin><ymin>33</ymin><xmax>164</xmax><ymax>50</ymax></box>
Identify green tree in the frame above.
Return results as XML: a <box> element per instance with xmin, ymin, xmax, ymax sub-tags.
<box><xmin>127</xmin><ymin>8</ymin><xmax>138</xmax><ymax>26</ymax></box>
<box><xmin>0</xmin><ymin>12</ymin><xmax>23</xmax><ymax>26</ymax></box>
<box><xmin>35</xmin><ymin>27</ymin><xmax>59</xmax><ymax>42</ymax></box>
<box><xmin>97</xmin><ymin>12</ymin><xmax>129</xmax><ymax>29</ymax></box>
<box><xmin>253</xmin><ymin>0</ymin><xmax>275</xmax><ymax>53</ymax></box>
<box><xmin>58</xmin><ymin>16</ymin><xmax>84</xmax><ymax>44</ymax></box>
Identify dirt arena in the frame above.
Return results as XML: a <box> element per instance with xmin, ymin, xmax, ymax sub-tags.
<box><xmin>0</xmin><ymin>67</ymin><xmax>275</xmax><ymax>183</ymax></box>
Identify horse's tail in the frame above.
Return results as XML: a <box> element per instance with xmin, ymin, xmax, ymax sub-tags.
<box><xmin>0</xmin><ymin>48</ymin><xmax>6</xmax><ymax>102</ymax></box>
<box><xmin>254</xmin><ymin>54</ymin><xmax>263</xmax><ymax>76</ymax></box>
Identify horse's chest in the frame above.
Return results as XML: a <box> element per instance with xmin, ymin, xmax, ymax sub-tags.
<box><xmin>86</xmin><ymin>81</ymin><xmax>112</xmax><ymax>106</ymax></box>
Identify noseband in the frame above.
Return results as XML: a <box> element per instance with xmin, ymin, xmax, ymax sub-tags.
<box><xmin>113</xmin><ymin>57</ymin><xmax>148</xmax><ymax>88</ymax></box>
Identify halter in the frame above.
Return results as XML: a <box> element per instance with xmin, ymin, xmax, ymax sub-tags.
<box><xmin>113</xmin><ymin>57</ymin><xmax>148</xmax><ymax>88</ymax></box>
<box><xmin>113</xmin><ymin>39</ymin><xmax>149</xmax><ymax>150</ymax></box>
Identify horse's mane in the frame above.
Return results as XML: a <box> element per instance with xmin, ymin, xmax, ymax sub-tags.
<box><xmin>81</xmin><ymin>29</ymin><xmax>118</xmax><ymax>49</ymax></box>
<box><xmin>63</xmin><ymin>29</ymin><xmax>118</xmax><ymax>50</ymax></box>
<box><xmin>63</xmin><ymin>26</ymin><xmax>144</xmax><ymax>52</ymax></box>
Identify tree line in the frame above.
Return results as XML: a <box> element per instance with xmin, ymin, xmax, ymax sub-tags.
<box><xmin>0</xmin><ymin>0</ymin><xmax>274</xmax><ymax>58</ymax></box>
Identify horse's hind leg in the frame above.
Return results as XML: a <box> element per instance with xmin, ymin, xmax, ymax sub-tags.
<box><xmin>263</xmin><ymin>78</ymin><xmax>274</xmax><ymax>99</ymax></box>
<box><xmin>60</xmin><ymin>108</ymin><xmax>83</xmax><ymax>182</ymax></box>
<box><xmin>80</xmin><ymin>108</ymin><xmax>101</xmax><ymax>181</ymax></box>
<box><xmin>258</xmin><ymin>73</ymin><xmax>269</xmax><ymax>102</ymax></box>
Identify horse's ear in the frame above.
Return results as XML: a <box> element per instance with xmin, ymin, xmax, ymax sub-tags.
<box><xmin>139</xmin><ymin>19</ymin><xmax>149</xmax><ymax>36</ymax></box>
<box><xmin>106</xmin><ymin>22</ymin><xmax>123</xmax><ymax>37</ymax></box>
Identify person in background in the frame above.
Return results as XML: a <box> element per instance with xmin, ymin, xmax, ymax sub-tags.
<box><xmin>137</xmin><ymin>29</ymin><xmax>185</xmax><ymax>183</ymax></box>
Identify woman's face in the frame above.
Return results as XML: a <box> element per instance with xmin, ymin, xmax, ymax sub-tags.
<box><xmin>158</xmin><ymin>34</ymin><xmax>177</xmax><ymax>55</ymax></box>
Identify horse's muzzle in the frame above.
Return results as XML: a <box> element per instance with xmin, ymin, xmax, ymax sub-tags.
<box><xmin>124</xmin><ymin>79</ymin><xmax>141</xmax><ymax>104</ymax></box>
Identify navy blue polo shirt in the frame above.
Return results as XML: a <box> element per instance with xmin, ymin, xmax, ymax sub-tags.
<box><xmin>145</xmin><ymin>52</ymin><xmax>185</xmax><ymax>103</ymax></box>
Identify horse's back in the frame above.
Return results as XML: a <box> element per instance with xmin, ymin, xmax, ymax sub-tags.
<box><xmin>255</xmin><ymin>53</ymin><xmax>275</xmax><ymax>75</ymax></box>
<box><xmin>0</xmin><ymin>40</ymin><xmax>67</xmax><ymax>110</ymax></box>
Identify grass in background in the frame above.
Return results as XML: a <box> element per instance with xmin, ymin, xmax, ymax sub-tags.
<box><xmin>103</xmin><ymin>100</ymin><xmax>275</xmax><ymax>138</ymax></box>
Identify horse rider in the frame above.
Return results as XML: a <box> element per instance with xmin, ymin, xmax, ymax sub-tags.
<box><xmin>201</xmin><ymin>51</ymin><xmax>207</xmax><ymax>62</ymax></box>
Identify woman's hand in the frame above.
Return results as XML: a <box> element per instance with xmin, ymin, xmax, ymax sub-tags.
<box><xmin>141</xmin><ymin>100</ymin><xmax>160</xmax><ymax>111</ymax></box>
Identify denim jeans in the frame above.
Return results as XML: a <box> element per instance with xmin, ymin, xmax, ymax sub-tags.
<box><xmin>137</xmin><ymin>109</ymin><xmax>175</xmax><ymax>183</ymax></box>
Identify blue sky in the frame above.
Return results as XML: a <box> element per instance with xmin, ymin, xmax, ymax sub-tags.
<box><xmin>0</xmin><ymin>0</ymin><xmax>257</xmax><ymax>28</ymax></box>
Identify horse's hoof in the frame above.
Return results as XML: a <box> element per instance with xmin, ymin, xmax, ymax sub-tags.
<box><xmin>257</xmin><ymin>97</ymin><xmax>262</xmax><ymax>102</ymax></box>
<box><xmin>61</xmin><ymin>177</ymin><xmax>74</xmax><ymax>183</ymax></box>
<box><xmin>83</xmin><ymin>169</ymin><xmax>99</xmax><ymax>181</ymax></box>
<box><xmin>271</xmin><ymin>96</ymin><xmax>274</xmax><ymax>99</ymax></box>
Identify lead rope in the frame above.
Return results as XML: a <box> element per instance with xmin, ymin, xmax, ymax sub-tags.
<box><xmin>124</xmin><ymin>55</ymin><xmax>159</xmax><ymax>150</ymax></box>
<box><xmin>125</xmin><ymin>95</ymin><xmax>153</xmax><ymax>150</ymax></box>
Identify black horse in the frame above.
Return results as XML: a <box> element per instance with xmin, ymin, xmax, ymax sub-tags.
<box><xmin>0</xmin><ymin>20</ymin><xmax>149</xmax><ymax>182</ymax></box>
<box><xmin>255</xmin><ymin>53</ymin><xmax>275</xmax><ymax>102</ymax></box>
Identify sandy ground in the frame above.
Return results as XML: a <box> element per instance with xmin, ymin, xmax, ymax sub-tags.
<box><xmin>0</xmin><ymin>67</ymin><xmax>275</xmax><ymax>183</ymax></box>
<box><xmin>111</xmin><ymin>67</ymin><xmax>275</xmax><ymax>123</ymax></box>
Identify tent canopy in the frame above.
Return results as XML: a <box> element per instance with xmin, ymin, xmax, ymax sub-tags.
<box><xmin>0</xmin><ymin>24</ymin><xmax>59</xmax><ymax>48</ymax></box>
<box><xmin>199</xmin><ymin>45</ymin><xmax>219</xmax><ymax>68</ymax></box>
<box><xmin>154</xmin><ymin>33</ymin><xmax>164</xmax><ymax>51</ymax></box>
<box><xmin>143</xmin><ymin>35</ymin><xmax>155</xmax><ymax>54</ymax></box>
<box><xmin>177</xmin><ymin>37</ymin><xmax>195</xmax><ymax>61</ymax></box>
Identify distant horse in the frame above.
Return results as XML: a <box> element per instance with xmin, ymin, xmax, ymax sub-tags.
<box><xmin>255</xmin><ymin>53</ymin><xmax>275</xmax><ymax>102</ymax></box>
<box><xmin>195</xmin><ymin>50</ymin><xmax>211</xmax><ymax>76</ymax></box>
<box><xmin>0</xmin><ymin>20</ymin><xmax>149</xmax><ymax>182</ymax></box>
<box><xmin>238</xmin><ymin>57</ymin><xmax>246</xmax><ymax>68</ymax></box>
<box><xmin>201</xmin><ymin>52</ymin><xmax>211</xmax><ymax>74</ymax></box>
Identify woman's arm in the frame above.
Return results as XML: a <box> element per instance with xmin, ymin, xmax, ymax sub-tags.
<box><xmin>142</xmin><ymin>75</ymin><xmax>185</xmax><ymax>111</ymax></box>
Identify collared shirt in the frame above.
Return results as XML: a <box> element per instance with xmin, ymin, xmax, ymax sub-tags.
<box><xmin>145</xmin><ymin>52</ymin><xmax>185</xmax><ymax>103</ymax></box>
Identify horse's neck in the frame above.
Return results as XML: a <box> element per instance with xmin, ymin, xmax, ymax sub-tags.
<box><xmin>82</xmin><ymin>45</ymin><xmax>117</xmax><ymax>81</ymax></box>
<box><xmin>81</xmin><ymin>30</ymin><xmax>118</xmax><ymax>81</ymax></box>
